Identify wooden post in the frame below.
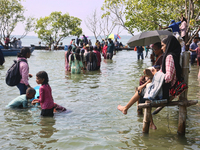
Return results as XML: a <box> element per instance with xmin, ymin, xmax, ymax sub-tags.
<box><xmin>143</xmin><ymin>100</ymin><xmax>151</xmax><ymax>133</ymax></box>
<box><xmin>137</xmin><ymin>101</ymin><xmax>143</xmax><ymax>115</ymax></box>
<box><xmin>177</xmin><ymin>51</ymin><xmax>190</xmax><ymax>135</ymax></box>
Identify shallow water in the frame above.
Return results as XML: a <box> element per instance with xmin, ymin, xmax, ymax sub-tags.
<box><xmin>0</xmin><ymin>50</ymin><xmax>200</xmax><ymax>150</ymax></box>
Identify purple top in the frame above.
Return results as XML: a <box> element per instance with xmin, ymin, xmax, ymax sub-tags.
<box><xmin>38</xmin><ymin>84</ymin><xmax>54</xmax><ymax>110</ymax></box>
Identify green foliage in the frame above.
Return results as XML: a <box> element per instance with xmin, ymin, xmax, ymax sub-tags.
<box><xmin>0</xmin><ymin>0</ymin><xmax>35</xmax><ymax>46</ymax></box>
<box><xmin>125</xmin><ymin>0</ymin><xmax>185</xmax><ymax>33</ymax></box>
<box><xmin>102</xmin><ymin>0</ymin><xmax>187</xmax><ymax>34</ymax></box>
<box><xmin>35</xmin><ymin>11</ymin><xmax>82</xmax><ymax>47</ymax></box>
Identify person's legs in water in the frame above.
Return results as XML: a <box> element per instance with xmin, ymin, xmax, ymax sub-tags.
<box><xmin>17</xmin><ymin>83</ymin><xmax>28</xmax><ymax>95</ymax></box>
<box><xmin>137</xmin><ymin>53</ymin><xmax>140</xmax><ymax>60</ymax></box>
<box><xmin>149</xmin><ymin>113</ymin><xmax>157</xmax><ymax>129</ymax></box>
<box><xmin>141</xmin><ymin>52</ymin><xmax>144</xmax><ymax>60</ymax></box>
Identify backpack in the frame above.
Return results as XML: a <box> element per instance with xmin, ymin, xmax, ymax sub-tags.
<box><xmin>6</xmin><ymin>59</ymin><xmax>27</xmax><ymax>86</ymax></box>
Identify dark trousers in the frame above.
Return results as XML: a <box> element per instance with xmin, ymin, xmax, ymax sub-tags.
<box><xmin>137</xmin><ymin>52</ymin><xmax>144</xmax><ymax>60</ymax></box>
<box><xmin>17</xmin><ymin>83</ymin><xmax>27</xmax><ymax>95</ymax></box>
<box><xmin>106</xmin><ymin>53</ymin><xmax>113</xmax><ymax>60</ymax></box>
<box><xmin>41</xmin><ymin>108</ymin><xmax>54</xmax><ymax>117</ymax></box>
<box><xmin>96</xmin><ymin>66</ymin><xmax>100</xmax><ymax>70</ymax></box>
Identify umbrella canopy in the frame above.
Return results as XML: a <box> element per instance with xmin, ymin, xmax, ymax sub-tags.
<box><xmin>127</xmin><ymin>30</ymin><xmax>173</xmax><ymax>47</ymax></box>
<box><xmin>108</xmin><ymin>34</ymin><xmax>121</xmax><ymax>40</ymax></box>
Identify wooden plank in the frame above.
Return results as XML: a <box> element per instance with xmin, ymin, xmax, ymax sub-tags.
<box><xmin>138</xmin><ymin>100</ymin><xmax>198</xmax><ymax>109</ymax></box>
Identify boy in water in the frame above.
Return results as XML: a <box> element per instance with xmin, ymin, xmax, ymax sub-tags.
<box><xmin>7</xmin><ymin>87</ymin><xmax>36</xmax><ymax>109</ymax></box>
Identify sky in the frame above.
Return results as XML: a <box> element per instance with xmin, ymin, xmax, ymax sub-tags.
<box><xmin>13</xmin><ymin>0</ymin><xmax>129</xmax><ymax>36</ymax></box>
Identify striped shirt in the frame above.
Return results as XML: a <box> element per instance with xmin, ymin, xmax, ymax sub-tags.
<box><xmin>164</xmin><ymin>55</ymin><xmax>177</xmax><ymax>87</ymax></box>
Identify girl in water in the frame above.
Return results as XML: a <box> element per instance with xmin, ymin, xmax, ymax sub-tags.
<box><xmin>17</xmin><ymin>47</ymin><xmax>32</xmax><ymax>95</ymax></box>
<box><xmin>32</xmin><ymin>71</ymin><xmax>54</xmax><ymax>117</ymax></box>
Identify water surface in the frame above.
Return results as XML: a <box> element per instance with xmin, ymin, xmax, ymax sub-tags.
<box><xmin>0</xmin><ymin>50</ymin><xmax>200</xmax><ymax>150</ymax></box>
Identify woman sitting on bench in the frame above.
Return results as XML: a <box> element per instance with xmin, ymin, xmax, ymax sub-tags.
<box><xmin>118</xmin><ymin>35</ymin><xmax>182</xmax><ymax>129</ymax></box>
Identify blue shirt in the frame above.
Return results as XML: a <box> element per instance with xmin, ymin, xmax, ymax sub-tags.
<box><xmin>6</xmin><ymin>95</ymin><xmax>28</xmax><ymax>108</ymax></box>
<box><xmin>190</xmin><ymin>42</ymin><xmax>198</xmax><ymax>55</ymax></box>
<box><xmin>168</xmin><ymin>21</ymin><xmax>181</xmax><ymax>33</ymax></box>
<box><xmin>107</xmin><ymin>41</ymin><xmax>115</xmax><ymax>53</ymax></box>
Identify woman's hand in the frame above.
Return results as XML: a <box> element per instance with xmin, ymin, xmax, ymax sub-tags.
<box><xmin>137</xmin><ymin>86</ymin><xmax>143</xmax><ymax>92</ymax></box>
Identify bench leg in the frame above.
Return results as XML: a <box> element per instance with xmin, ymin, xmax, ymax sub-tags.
<box><xmin>143</xmin><ymin>100</ymin><xmax>151</xmax><ymax>133</ymax></box>
<box><xmin>137</xmin><ymin>101</ymin><xmax>143</xmax><ymax>115</ymax></box>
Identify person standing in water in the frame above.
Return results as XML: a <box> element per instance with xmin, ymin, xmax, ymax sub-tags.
<box><xmin>32</xmin><ymin>71</ymin><xmax>55</xmax><ymax>117</ymax></box>
<box><xmin>17</xmin><ymin>47</ymin><xmax>32</xmax><ymax>95</ymax></box>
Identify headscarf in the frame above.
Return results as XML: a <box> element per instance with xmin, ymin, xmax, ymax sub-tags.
<box><xmin>161</xmin><ymin>35</ymin><xmax>182</xmax><ymax>80</ymax></box>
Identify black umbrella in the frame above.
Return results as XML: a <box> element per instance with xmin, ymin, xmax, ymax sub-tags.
<box><xmin>127</xmin><ymin>30</ymin><xmax>173</xmax><ymax>46</ymax></box>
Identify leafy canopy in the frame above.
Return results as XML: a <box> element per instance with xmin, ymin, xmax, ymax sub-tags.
<box><xmin>35</xmin><ymin>11</ymin><xmax>82</xmax><ymax>46</ymax></box>
<box><xmin>102</xmin><ymin>0</ymin><xmax>186</xmax><ymax>35</ymax></box>
<box><xmin>0</xmin><ymin>0</ymin><xmax>34</xmax><ymax>46</ymax></box>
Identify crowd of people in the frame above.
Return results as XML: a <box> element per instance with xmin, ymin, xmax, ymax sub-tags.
<box><xmin>4</xmin><ymin>36</ymin><xmax>22</xmax><ymax>49</ymax></box>
<box><xmin>65</xmin><ymin>35</ymin><xmax>117</xmax><ymax>73</ymax></box>
<box><xmin>4</xmin><ymin>35</ymin><xmax>120</xmax><ymax>117</ymax></box>
<box><xmin>2</xmin><ymin>15</ymin><xmax>200</xmax><ymax>123</ymax></box>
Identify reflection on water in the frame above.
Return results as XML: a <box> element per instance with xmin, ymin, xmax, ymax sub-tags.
<box><xmin>39</xmin><ymin>117</ymin><xmax>57</xmax><ymax>138</ymax></box>
<box><xmin>0</xmin><ymin>50</ymin><xmax>200</xmax><ymax>149</ymax></box>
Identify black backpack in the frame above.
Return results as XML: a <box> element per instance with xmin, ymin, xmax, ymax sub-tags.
<box><xmin>6</xmin><ymin>59</ymin><xmax>27</xmax><ymax>86</ymax></box>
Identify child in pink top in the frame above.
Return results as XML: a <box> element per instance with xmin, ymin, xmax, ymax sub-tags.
<box><xmin>32</xmin><ymin>71</ymin><xmax>54</xmax><ymax>117</ymax></box>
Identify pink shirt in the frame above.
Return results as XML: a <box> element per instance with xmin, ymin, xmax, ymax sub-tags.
<box><xmin>17</xmin><ymin>57</ymin><xmax>29</xmax><ymax>86</ymax></box>
<box><xmin>179</xmin><ymin>21</ymin><xmax>187</xmax><ymax>37</ymax></box>
<box><xmin>102</xmin><ymin>45</ymin><xmax>107</xmax><ymax>54</ymax></box>
<box><xmin>38</xmin><ymin>84</ymin><xmax>54</xmax><ymax>109</ymax></box>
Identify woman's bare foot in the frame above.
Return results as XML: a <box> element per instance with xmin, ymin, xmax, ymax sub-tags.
<box><xmin>117</xmin><ymin>105</ymin><xmax>127</xmax><ymax>115</ymax></box>
<box><xmin>150</xmin><ymin>122</ymin><xmax>157</xmax><ymax>130</ymax></box>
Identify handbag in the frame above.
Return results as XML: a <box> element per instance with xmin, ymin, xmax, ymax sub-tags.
<box><xmin>169</xmin><ymin>78</ymin><xmax>188</xmax><ymax>96</ymax></box>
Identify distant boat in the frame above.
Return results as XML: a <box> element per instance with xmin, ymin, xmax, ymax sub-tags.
<box><xmin>1</xmin><ymin>45</ymin><xmax>35</xmax><ymax>56</ymax></box>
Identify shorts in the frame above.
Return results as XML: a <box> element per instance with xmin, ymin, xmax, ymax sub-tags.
<box><xmin>138</xmin><ymin>87</ymin><xmax>146</xmax><ymax>97</ymax></box>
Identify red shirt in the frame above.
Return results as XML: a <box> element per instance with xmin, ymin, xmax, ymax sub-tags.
<box><xmin>5</xmin><ymin>37</ymin><xmax>10</xmax><ymax>44</ymax></box>
<box><xmin>38</xmin><ymin>84</ymin><xmax>54</xmax><ymax>109</ymax></box>
<box><xmin>102</xmin><ymin>45</ymin><xmax>107</xmax><ymax>54</ymax></box>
